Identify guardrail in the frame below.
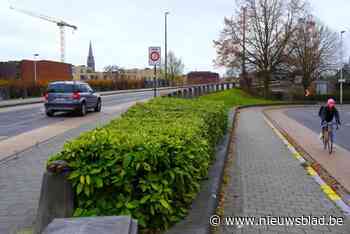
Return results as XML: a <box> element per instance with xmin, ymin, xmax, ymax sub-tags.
<box><xmin>165</xmin><ymin>82</ymin><xmax>236</xmax><ymax>98</ymax></box>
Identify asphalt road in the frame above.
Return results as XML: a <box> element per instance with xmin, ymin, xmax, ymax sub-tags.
<box><xmin>0</xmin><ymin>91</ymin><xmax>155</xmax><ymax>141</ymax></box>
<box><xmin>285</xmin><ymin>105</ymin><xmax>350</xmax><ymax>151</ymax></box>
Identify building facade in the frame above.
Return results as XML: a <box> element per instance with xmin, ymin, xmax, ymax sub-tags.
<box><xmin>73</xmin><ymin>67</ymin><xmax>157</xmax><ymax>81</ymax></box>
<box><xmin>73</xmin><ymin>65</ymin><xmax>104</xmax><ymax>81</ymax></box>
<box><xmin>21</xmin><ymin>60</ymin><xmax>72</xmax><ymax>83</ymax></box>
<box><xmin>0</xmin><ymin>60</ymin><xmax>72</xmax><ymax>83</ymax></box>
<box><xmin>122</xmin><ymin>68</ymin><xmax>154</xmax><ymax>81</ymax></box>
<box><xmin>0</xmin><ymin>61</ymin><xmax>20</xmax><ymax>80</ymax></box>
<box><xmin>186</xmin><ymin>71</ymin><xmax>220</xmax><ymax>84</ymax></box>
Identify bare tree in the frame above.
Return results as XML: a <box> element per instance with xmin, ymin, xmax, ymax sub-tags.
<box><xmin>286</xmin><ymin>16</ymin><xmax>339</xmax><ymax>91</ymax></box>
<box><xmin>160</xmin><ymin>51</ymin><xmax>185</xmax><ymax>84</ymax></box>
<box><xmin>166</xmin><ymin>51</ymin><xmax>185</xmax><ymax>81</ymax></box>
<box><xmin>104</xmin><ymin>65</ymin><xmax>120</xmax><ymax>73</ymax></box>
<box><xmin>214</xmin><ymin>0</ymin><xmax>306</xmax><ymax>97</ymax></box>
<box><xmin>103</xmin><ymin>65</ymin><xmax>120</xmax><ymax>80</ymax></box>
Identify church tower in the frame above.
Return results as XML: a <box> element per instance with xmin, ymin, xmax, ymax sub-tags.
<box><xmin>87</xmin><ymin>41</ymin><xmax>95</xmax><ymax>72</ymax></box>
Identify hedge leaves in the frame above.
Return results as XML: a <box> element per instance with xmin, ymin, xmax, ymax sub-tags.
<box><xmin>48</xmin><ymin>97</ymin><xmax>227</xmax><ymax>231</ymax></box>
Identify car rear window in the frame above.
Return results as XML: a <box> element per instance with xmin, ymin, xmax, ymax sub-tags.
<box><xmin>47</xmin><ymin>84</ymin><xmax>76</xmax><ymax>93</ymax></box>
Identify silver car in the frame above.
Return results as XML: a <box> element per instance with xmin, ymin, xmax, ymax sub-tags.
<box><xmin>44</xmin><ymin>81</ymin><xmax>102</xmax><ymax>117</ymax></box>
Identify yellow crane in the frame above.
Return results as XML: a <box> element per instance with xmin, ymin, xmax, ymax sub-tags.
<box><xmin>10</xmin><ymin>5</ymin><xmax>78</xmax><ymax>63</ymax></box>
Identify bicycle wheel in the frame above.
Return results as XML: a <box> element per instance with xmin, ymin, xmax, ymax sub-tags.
<box><xmin>328</xmin><ymin>131</ymin><xmax>333</xmax><ymax>154</ymax></box>
<box><xmin>323</xmin><ymin>131</ymin><xmax>328</xmax><ymax>150</ymax></box>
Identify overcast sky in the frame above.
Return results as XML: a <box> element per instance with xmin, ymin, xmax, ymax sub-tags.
<box><xmin>1</xmin><ymin>0</ymin><xmax>350</xmax><ymax>75</ymax></box>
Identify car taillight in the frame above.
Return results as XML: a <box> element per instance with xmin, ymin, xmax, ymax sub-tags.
<box><xmin>43</xmin><ymin>92</ymin><xmax>48</xmax><ymax>101</ymax></box>
<box><xmin>72</xmin><ymin>92</ymin><xmax>80</xmax><ymax>100</ymax></box>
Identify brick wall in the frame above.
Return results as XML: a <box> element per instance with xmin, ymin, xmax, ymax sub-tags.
<box><xmin>20</xmin><ymin>60</ymin><xmax>72</xmax><ymax>83</ymax></box>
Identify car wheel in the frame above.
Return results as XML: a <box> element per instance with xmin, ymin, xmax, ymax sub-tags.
<box><xmin>46</xmin><ymin>110</ymin><xmax>54</xmax><ymax>117</ymax></box>
<box><xmin>79</xmin><ymin>102</ymin><xmax>87</xmax><ymax>116</ymax></box>
<box><xmin>94</xmin><ymin>99</ymin><xmax>102</xmax><ymax>112</ymax></box>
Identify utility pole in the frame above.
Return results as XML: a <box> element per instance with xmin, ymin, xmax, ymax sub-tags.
<box><xmin>242</xmin><ymin>7</ymin><xmax>247</xmax><ymax>88</ymax></box>
<box><xmin>340</xmin><ymin>30</ymin><xmax>346</xmax><ymax>104</ymax></box>
<box><xmin>164</xmin><ymin>12</ymin><xmax>170</xmax><ymax>84</ymax></box>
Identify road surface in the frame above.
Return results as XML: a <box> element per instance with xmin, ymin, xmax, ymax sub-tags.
<box><xmin>0</xmin><ymin>91</ymin><xmax>154</xmax><ymax>141</ymax></box>
<box><xmin>284</xmin><ymin>106</ymin><xmax>350</xmax><ymax>151</ymax></box>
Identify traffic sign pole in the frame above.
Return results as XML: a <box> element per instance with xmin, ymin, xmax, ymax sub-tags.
<box><xmin>148</xmin><ymin>46</ymin><xmax>161</xmax><ymax>98</ymax></box>
<box><xmin>154</xmin><ymin>65</ymin><xmax>157</xmax><ymax>97</ymax></box>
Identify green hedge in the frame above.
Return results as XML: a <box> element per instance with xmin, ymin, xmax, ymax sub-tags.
<box><xmin>48</xmin><ymin>97</ymin><xmax>227</xmax><ymax>231</ymax></box>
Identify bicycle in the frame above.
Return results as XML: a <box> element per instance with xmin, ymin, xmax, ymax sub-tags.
<box><xmin>321</xmin><ymin>122</ymin><xmax>338</xmax><ymax>154</ymax></box>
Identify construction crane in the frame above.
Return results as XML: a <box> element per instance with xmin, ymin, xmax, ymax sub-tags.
<box><xmin>10</xmin><ymin>5</ymin><xmax>77</xmax><ymax>63</ymax></box>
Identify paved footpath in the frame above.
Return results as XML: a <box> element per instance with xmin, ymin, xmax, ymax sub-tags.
<box><xmin>219</xmin><ymin>108</ymin><xmax>350</xmax><ymax>234</ymax></box>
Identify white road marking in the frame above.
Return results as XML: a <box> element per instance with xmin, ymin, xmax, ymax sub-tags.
<box><xmin>0</xmin><ymin>103</ymin><xmax>43</xmax><ymax>113</ymax></box>
<box><xmin>0</xmin><ymin>136</ymin><xmax>7</xmax><ymax>142</ymax></box>
<box><xmin>0</xmin><ymin>115</ymin><xmax>46</xmax><ymax>128</ymax></box>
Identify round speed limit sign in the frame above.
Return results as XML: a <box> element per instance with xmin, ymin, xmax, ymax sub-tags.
<box><xmin>150</xmin><ymin>51</ymin><xmax>160</xmax><ymax>61</ymax></box>
<box><xmin>149</xmin><ymin>47</ymin><xmax>161</xmax><ymax>66</ymax></box>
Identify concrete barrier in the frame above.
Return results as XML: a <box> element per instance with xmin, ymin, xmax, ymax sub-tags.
<box><xmin>34</xmin><ymin>171</ymin><xmax>74</xmax><ymax>234</ymax></box>
<box><xmin>189</xmin><ymin>88</ymin><xmax>193</xmax><ymax>97</ymax></box>
<box><xmin>195</xmin><ymin>87</ymin><xmax>199</xmax><ymax>96</ymax></box>
<box><xmin>159</xmin><ymin>82</ymin><xmax>236</xmax><ymax>98</ymax></box>
<box><xmin>35</xmin><ymin>165</ymin><xmax>139</xmax><ymax>234</ymax></box>
<box><xmin>43</xmin><ymin>216</ymin><xmax>138</xmax><ymax>234</ymax></box>
<box><xmin>183</xmin><ymin>89</ymin><xmax>188</xmax><ymax>98</ymax></box>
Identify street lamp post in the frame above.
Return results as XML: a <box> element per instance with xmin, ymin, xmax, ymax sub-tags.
<box><xmin>33</xmin><ymin>53</ymin><xmax>39</xmax><ymax>84</ymax></box>
<box><xmin>164</xmin><ymin>11</ymin><xmax>169</xmax><ymax>85</ymax></box>
<box><xmin>340</xmin><ymin>30</ymin><xmax>346</xmax><ymax>105</ymax></box>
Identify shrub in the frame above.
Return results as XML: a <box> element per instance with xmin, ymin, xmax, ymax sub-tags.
<box><xmin>87</xmin><ymin>78</ymin><xmax>146</xmax><ymax>92</ymax></box>
<box><xmin>48</xmin><ymin>97</ymin><xmax>227</xmax><ymax>231</ymax></box>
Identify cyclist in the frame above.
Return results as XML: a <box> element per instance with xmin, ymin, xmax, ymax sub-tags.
<box><xmin>318</xmin><ymin>98</ymin><xmax>341</xmax><ymax>139</ymax></box>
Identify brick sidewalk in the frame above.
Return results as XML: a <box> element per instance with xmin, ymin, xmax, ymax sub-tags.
<box><xmin>219</xmin><ymin>108</ymin><xmax>349</xmax><ymax>234</ymax></box>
